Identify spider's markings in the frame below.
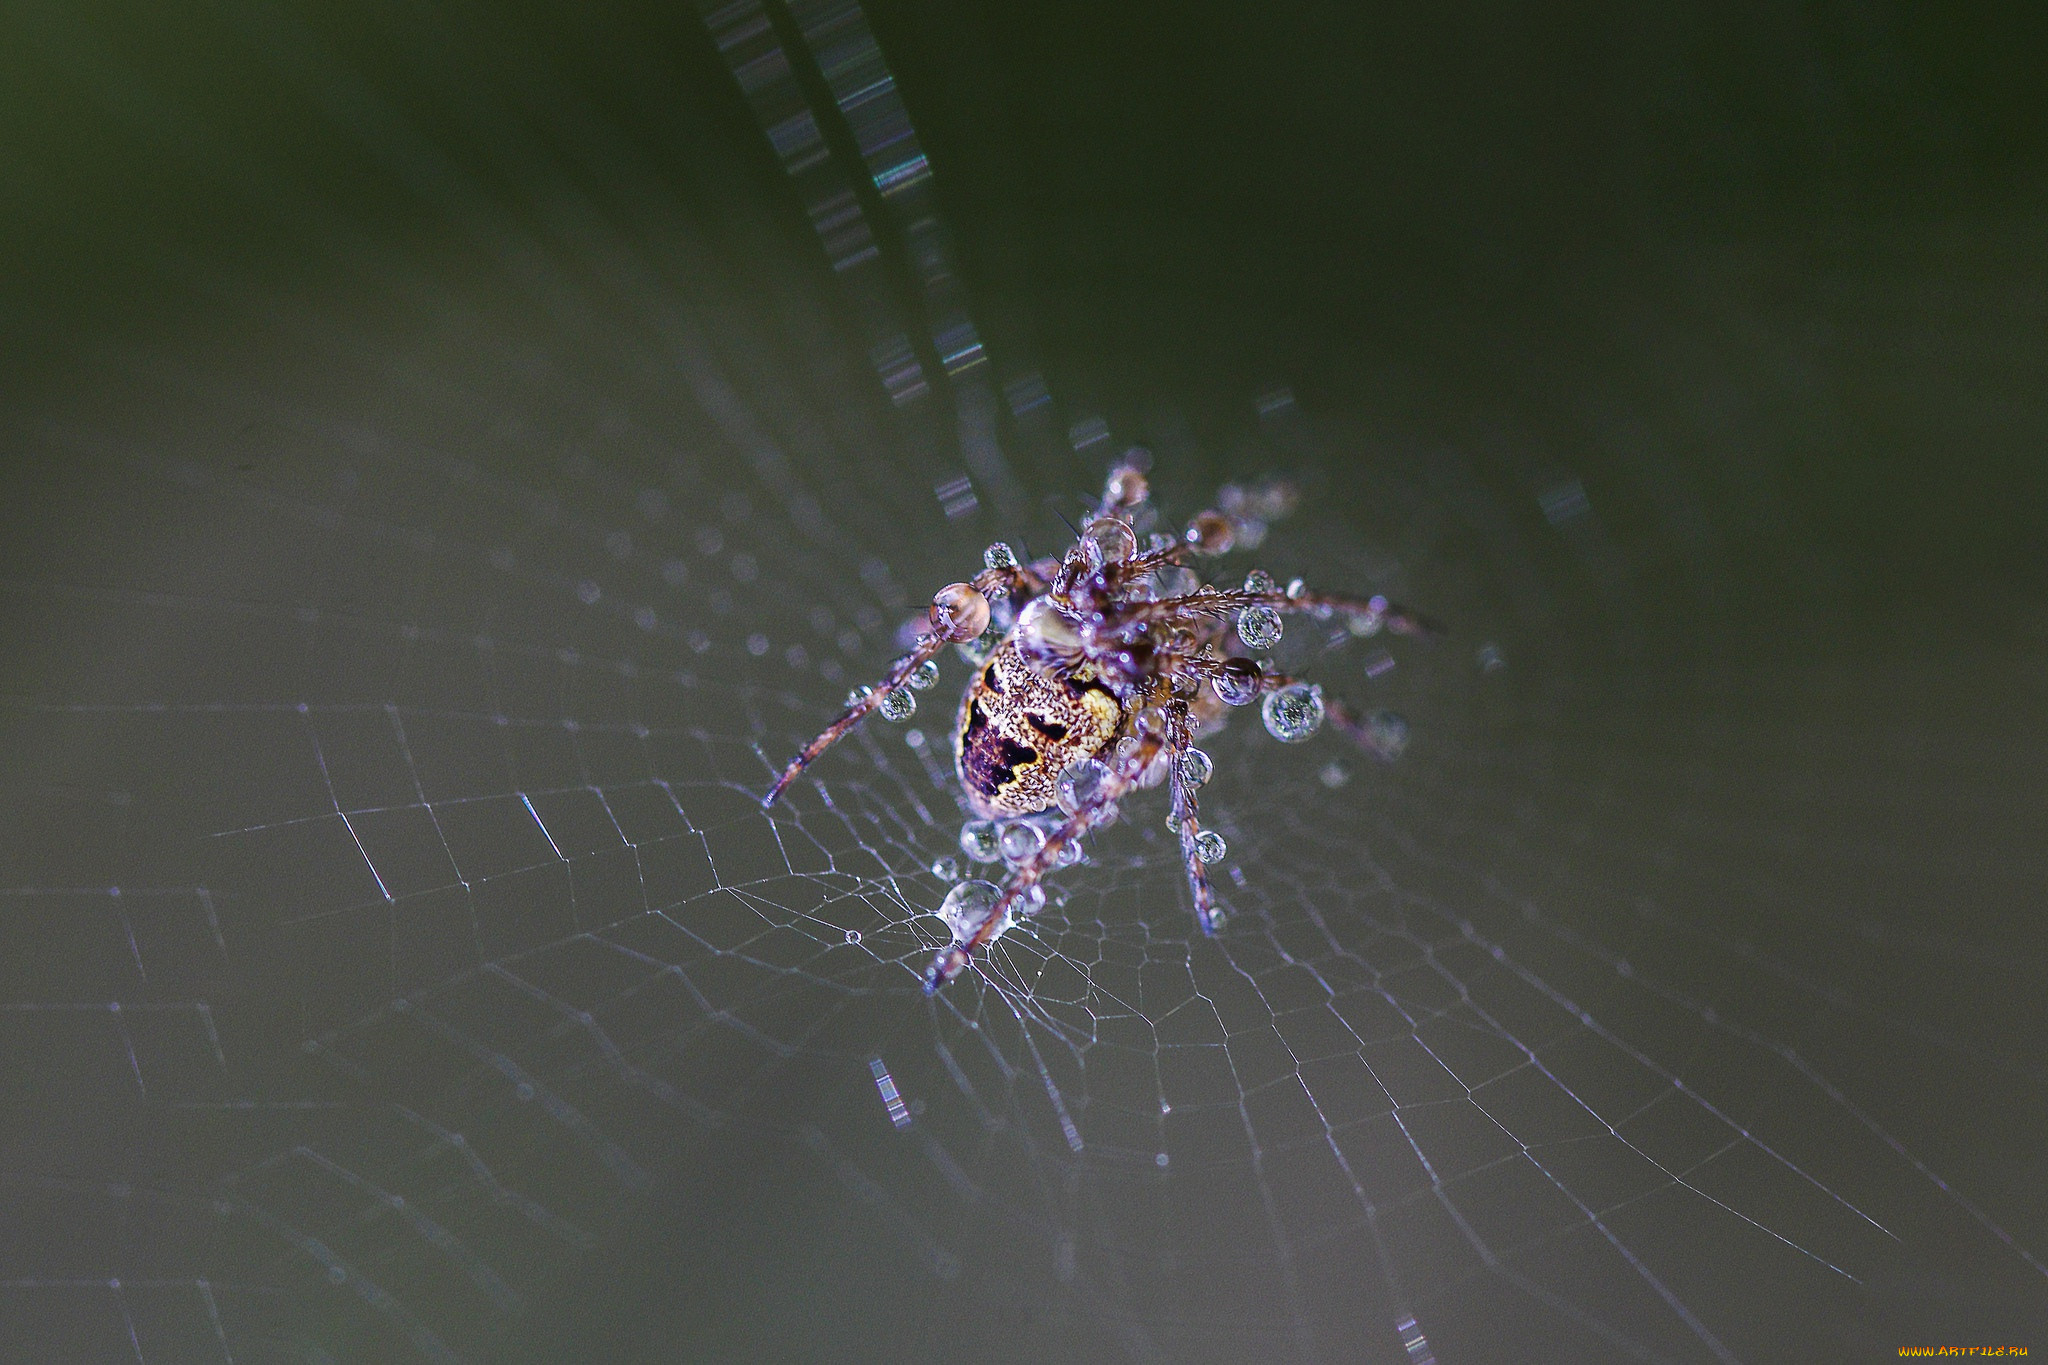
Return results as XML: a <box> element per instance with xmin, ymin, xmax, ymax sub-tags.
<box><xmin>954</xmin><ymin>642</ymin><xmax>1122</xmax><ymax>817</ymax></box>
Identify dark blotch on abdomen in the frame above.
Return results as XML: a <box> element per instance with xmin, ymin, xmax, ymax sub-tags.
<box><xmin>959</xmin><ymin>699</ymin><xmax>1038</xmax><ymax>796</ymax></box>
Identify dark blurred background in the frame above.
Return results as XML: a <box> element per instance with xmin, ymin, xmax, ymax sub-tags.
<box><xmin>1</xmin><ymin>1</ymin><xmax>2044</xmax><ymax>1361</ymax></box>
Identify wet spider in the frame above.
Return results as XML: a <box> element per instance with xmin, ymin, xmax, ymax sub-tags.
<box><xmin>762</xmin><ymin>455</ymin><xmax>1439</xmax><ymax>992</ymax></box>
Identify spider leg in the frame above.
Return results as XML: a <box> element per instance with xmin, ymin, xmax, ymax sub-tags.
<box><xmin>1323</xmin><ymin>698</ymin><xmax>1409</xmax><ymax>762</ymax></box>
<box><xmin>1243</xmin><ymin>666</ymin><xmax>1407</xmax><ymax>762</ymax></box>
<box><xmin>1113</xmin><ymin>587</ymin><xmax>1441</xmax><ymax>638</ymax></box>
<box><xmin>1269</xmin><ymin>588</ymin><xmax>1442</xmax><ymax>638</ymax></box>
<box><xmin>924</xmin><ymin>724</ymin><xmax>1170</xmax><ymax>992</ymax></box>
<box><xmin>1162</xmin><ymin>699</ymin><xmax>1221</xmax><ymax>934</ymax></box>
<box><xmin>761</xmin><ymin>633</ymin><xmax>950</xmax><ymax>806</ymax></box>
<box><xmin>763</xmin><ymin>576</ymin><xmax>1000</xmax><ymax>806</ymax></box>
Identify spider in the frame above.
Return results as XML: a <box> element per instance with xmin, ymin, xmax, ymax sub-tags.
<box><xmin>762</xmin><ymin>455</ymin><xmax>1439</xmax><ymax>993</ymax></box>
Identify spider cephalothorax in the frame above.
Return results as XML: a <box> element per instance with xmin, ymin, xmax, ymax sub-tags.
<box><xmin>762</xmin><ymin>455</ymin><xmax>1439</xmax><ymax>992</ymax></box>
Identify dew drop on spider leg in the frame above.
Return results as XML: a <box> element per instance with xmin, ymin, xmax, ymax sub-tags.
<box><xmin>1083</xmin><ymin>517</ymin><xmax>1138</xmax><ymax>565</ymax></box>
<box><xmin>1056</xmin><ymin>757</ymin><xmax>1112</xmax><ymax>814</ymax></box>
<box><xmin>1179</xmin><ymin>747</ymin><xmax>1213</xmax><ymax>787</ymax></box>
<box><xmin>959</xmin><ymin>819</ymin><xmax>1002</xmax><ymax>863</ymax></box>
<box><xmin>1054</xmin><ymin>838</ymin><xmax>1085</xmax><ymax>867</ymax></box>
<box><xmin>906</xmin><ymin>659</ymin><xmax>940</xmax><ymax>691</ymax></box>
<box><xmin>999</xmin><ymin>821</ymin><xmax>1045</xmax><ymax>863</ymax></box>
<box><xmin>877</xmin><ymin>689</ymin><xmax>916</xmax><ymax>721</ymax></box>
<box><xmin>931</xmin><ymin>854</ymin><xmax>962</xmax><ymax>881</ymax></box>
<box><xmin>1262</xmin><ymin>682</ymin><xmax>1325</xmax><ymax>742</ymax></box>
<box><xmin>845</xmin><ymin>683</ymin><xmax>874</xmax><ymax>708</ymax></box>
<box><xmin>1213</xmin><ymin>657</ymin><xmax>1262</xmax><ymax>706</ymax></box>
<box><xmin>938</xmin><ymin>880</ymin><xmax>1007</xmax><ymax>945</ymax></box>
<box><xmin>1237</xmin><ymin>604</ymin><xmax>1283</xmax><ymax>650</ymax></box>
<box><xmin>983</xmin><ymin>542</ymin><xmax>1018</xmax><ymax>571</ymax></box>
<box><xmin>1194</xmin><ymin>829</ymin><xmax>1228</xmax><ymax>864</ymax></box>
<box><xmin>1242</xmin><ymin>569</ymin><xmax>1275</xmax><ymax>594</ymax></box>
<box><xmin>1185</xmin><ymin>511</ymin><xmax>1235</xmax><ymax>556</ymax></box>
<box><xmin>956</xmin><ymin>626</ymin><xmax>1001</xmax><ymax>667</ymax></box>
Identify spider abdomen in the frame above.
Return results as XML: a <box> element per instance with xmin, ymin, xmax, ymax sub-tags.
<box><xmin>955</xmin><ymin>633</ymin><xmax>1123</xmax><ymax>818</ymax></box>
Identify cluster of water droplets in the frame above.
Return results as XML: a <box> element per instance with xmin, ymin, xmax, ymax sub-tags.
<box><xmin>955</xmin><ymin>812</ymin><xmax>1086</xmax><ymax>872</ymax></box>
<box><xmin>947</xmin><ymin>543</ymin><xmax>1018</xmax><ymax>665</ymax></box>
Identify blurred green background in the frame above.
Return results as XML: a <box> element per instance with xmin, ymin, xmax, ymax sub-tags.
<box><xmin>2</xmin><ymin>1</ymin><xmax>2045</xmax><ymax>1360</ymax></box>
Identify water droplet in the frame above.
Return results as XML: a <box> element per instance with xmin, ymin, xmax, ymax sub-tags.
<box><xmin>1056</xmin><ymin>757</ymin><xmax>1112</xmax><ymax>814</ymax></box>
<box><xmin>983</xmin><ymin>542</ymin><xmax>1018</xmax><ymax>571</ymax></box>
<box><xmin>878</xmin><ymin>689</ymin><xmax>916</xmax><ymax>722</ymax></box>
<box><xmin>1359</xmin><ymin>710</ymin><xmax>1410</xmax><ymax>761</ymax></box>
<box><xmin>1179</xmin><ymin>748</ymin><xmax>1213</xmax><ymax>787</ymax></box>
<box><xmin>1054</xmin><ymin>839</ymin><xmax>1085</xmax><ymax>867</ymax></box>
<box><xmin>845</xmin><ymin>684</ymin><xmax>874</xmax><ymax>708</ymax></box>
<box><xmin>906</xmin><ymin>659</ymin><xmax>940</xmax><ymax>691</ymax></box>
<box><xmin>904</xmin><ymin>728</ymin><xmax>925</xmax><ymax>749</ymax></box>
<box><xmin>1185</xmin><ymin>511</ymin><xmax>1235</xmax><ymax>556</ymax></box>
<box><xmin>1083</xmin><ymin>517</ymin><xmax>1137</xmax><ymax>565</ymax></box>
<box><xmin>1194</xmin><ymin>829</ymin><xmax>1228</xmax><ymax>863</ymax></box>
<box><xmin>959</xmin><ymin>820</ymin><xmax>1002</xmax><ymax>863</ymax></box>
<box><xmin>955</xmin><ymin>626</ymin><xmax>1002</xmax><ymax>666</ymax></box>
<box><xmin>938</xmin><ymin>880</ymin><xmax>1007</xmax><ymax>945</ymax></box>
<box><xmin>1242</xmin><ymin>569</ymin><xmax>1275</xmax><ymax>594</ymax></box>
<box><xmin>999</xmin><ymin>821</ymin><xmax>1045</xmax><ymax>863</ymax></box>
<box><xmin>1262</xmin><ymin>682</ymin><xmax>1325</xmax><ymax>742</ymax></box>
<box><xmin>931</xmin><ymin>855</ymin><xmax>961</xmax><ymax>881</ymax></box>
<box><xmin>1237</xmin><ymin>605</ymin><xmax>1283</xmax><ymax>650</ymax></box>
<box><xmin>1213</xmin><ymin>657</ymin><xmax>1262</xmax><ymax>706</ymax></box>
<box><xmin>1286</xmin><ymin>578</ymin><xmax>1307</xmax><ymax>600</ymax></box>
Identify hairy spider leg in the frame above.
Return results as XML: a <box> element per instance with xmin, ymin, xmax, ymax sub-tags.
<box><xmin>1112</xmin><ymin>585</ymin><xmax>1443</xmax><ymax>638</ymax></box>
<box><xmin>923</xmin><ymin>723</ymin><xmax>1172</xmax><ymax>992</ymax></box>
<box><xmin>1163</xmin><ymin>699</ymin><xmax>1220</xmax><ymax>933</ymax></box>
<box><xmin>762</xmin><ymin>564</ymin><xmax>1043</xmax><ymax>807</ymax></box>
<box><xmin>761</xmin><ymin>631</ymin><xmax>951</xmax><ymax>807</ymax></box>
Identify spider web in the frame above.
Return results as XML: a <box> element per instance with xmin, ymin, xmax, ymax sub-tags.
<box><xmin>3</xmin><ymin>1</ymin><xmax>2046</xmax><ymax>1362</ymax></box>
